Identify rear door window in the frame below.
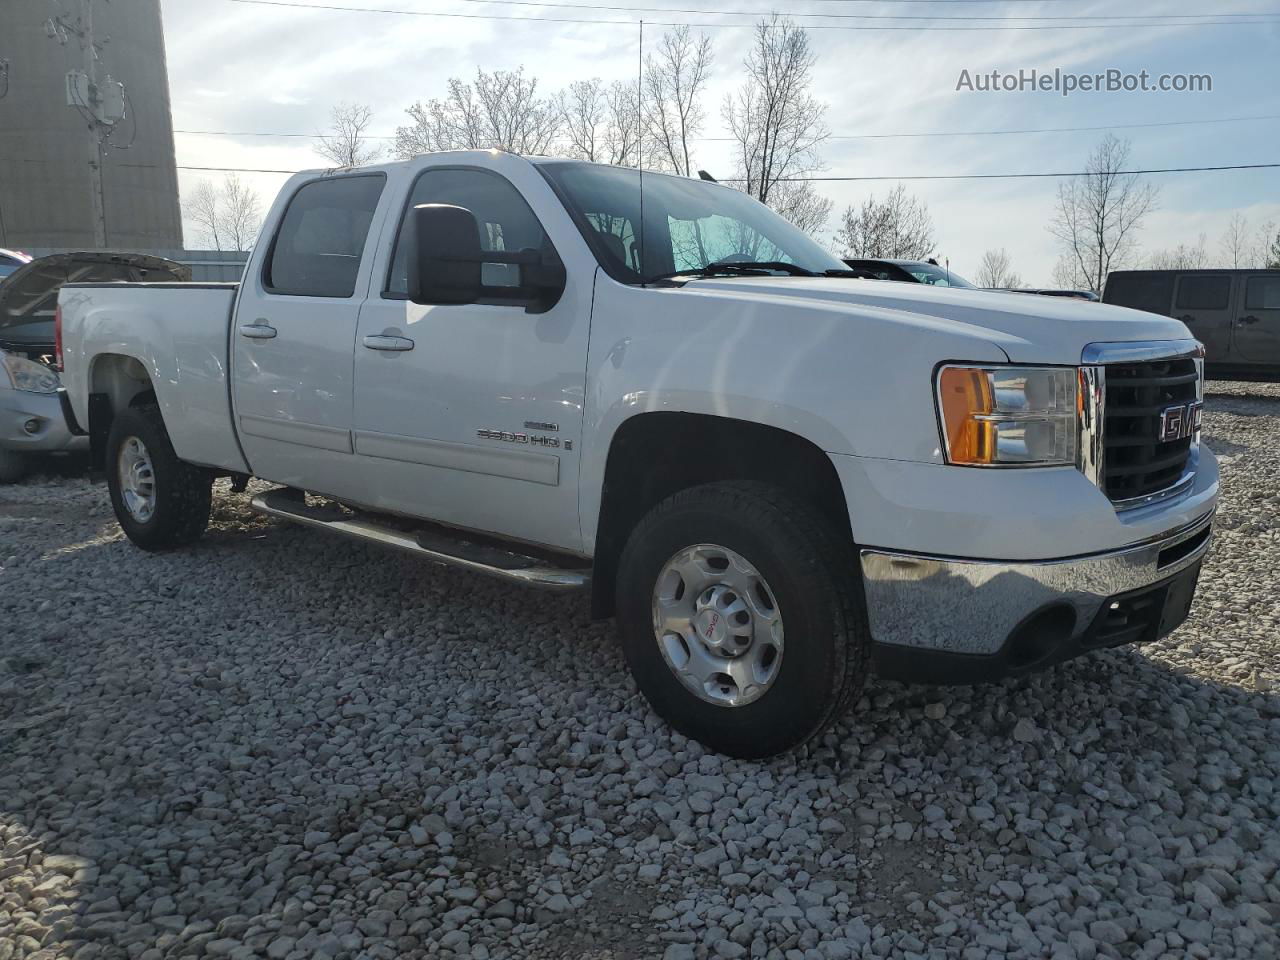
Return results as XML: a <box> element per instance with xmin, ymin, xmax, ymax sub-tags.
<box><xmin>1174</xmin><ymin>275</ymin><xmax>1231</xmax><ymax>311</ymax></box>
<box><xmin>265</xmin><ymin>174</ymin><xmax>385</xmax><ymax>298</ymax></box>
<box><xmin>1245</xmin><ymin>276</ymin><xmax>1280</xmax><ymax>310</ymax></box>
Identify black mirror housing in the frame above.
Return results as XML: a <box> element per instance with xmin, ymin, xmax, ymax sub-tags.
<box><xmin>406</xmin><ymin>204</ymin><xmax>483</xmax><ymax>305</ymax></box>
<box><xmin>405</xmin><ymin>202</ymin><xmax>567</xmax><ymax>313</ymax></box>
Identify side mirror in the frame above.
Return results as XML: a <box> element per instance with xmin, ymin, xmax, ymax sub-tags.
<box><xmin>406</xmin><ymin>203</ymin><xmax>483</xmax><ymax>306</ymax></box>
<box><xmin>406</xmin><ymin>202</ymin><xmax>566</xmax><ymax>313</ymax></box>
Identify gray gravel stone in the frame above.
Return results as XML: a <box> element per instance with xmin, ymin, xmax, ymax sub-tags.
<box><xmin>0</xmin><ymin>386</ymin><xmax>1276</xmax><ymax>959</ymax></box>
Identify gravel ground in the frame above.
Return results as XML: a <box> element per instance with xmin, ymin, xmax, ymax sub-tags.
<box><xmin>2</xmin><ymin>384</ymin><xmax>1278</xmax><ymax>960</ymax></box>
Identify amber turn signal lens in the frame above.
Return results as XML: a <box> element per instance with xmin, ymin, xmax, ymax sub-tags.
<box><xmin>938</xmin><ymin>366</ymin><xmax>996</xmax><ymax>464</ymax></box>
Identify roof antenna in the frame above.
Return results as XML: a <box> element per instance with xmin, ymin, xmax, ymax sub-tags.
<box><xmin>697</xmin><ymin>170</ymin><xmax>717</xmax><ymax>183</ymax></box>
<box><xmin>638</xmin><ymin>18</ymin><xmax>647</xmax><ymax>285</ymax></box>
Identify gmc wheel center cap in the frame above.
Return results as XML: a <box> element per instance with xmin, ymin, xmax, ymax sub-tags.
<box><xmin>695</xmin><ymin>608</ymin><xmax>725</xmax><ymax>649</ymax></box>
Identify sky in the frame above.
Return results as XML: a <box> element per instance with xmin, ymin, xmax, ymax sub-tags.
<box><xmin>158</xmin><ymin>0</ymin><xmax>1280</xmax><ymax>284</ymax></box>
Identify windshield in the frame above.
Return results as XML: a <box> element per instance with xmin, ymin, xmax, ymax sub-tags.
<box><xmin>537</xmin><ymin>162</ymin><xmax>848</xmax><ymax>284</ymax></box>
<box><xmin>899</xmin><ymin>262</ymin><xmax>974</xmax><ymax>288</ymax></box>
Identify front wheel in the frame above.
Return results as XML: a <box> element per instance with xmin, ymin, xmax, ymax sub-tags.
<box><xmin>615</xmin><ymin>481</ymin><xmax>868</xmax><ymax>758</ymax></box>
<box><xmin>106</xmin><ymin>405</ymin><xmax>212</xmax><ymax>551</ymax></box>
<box><xmin>0</xmin><ymin>447</ymin><xmax>28</xmax><ymax>484</ymax></box>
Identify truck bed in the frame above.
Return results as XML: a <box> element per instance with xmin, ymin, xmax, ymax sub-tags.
<box><xmin>59</xmin><ymin>282</ymin><xmax>248</xmax><ymax>473</ymax></box>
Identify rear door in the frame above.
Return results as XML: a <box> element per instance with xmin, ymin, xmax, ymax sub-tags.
<box><xmin>231</xmin><ymin>173</ymin><xmax>386</xmax><ymax>494</ymax></box>
<box><xmin>1171</xmin><ymin>274</ymin><xmax>1234</xmax><ymax>362</ymax></box>
<box><xmin>1233</xmin><ymin>273</ymin><xmax>1280</xmax><ymax>364</ymax></box>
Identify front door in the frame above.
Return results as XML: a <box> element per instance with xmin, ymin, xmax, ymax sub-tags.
<box><xmin>231</xmin><ymin>173</ymin><xmax>387</xmax><ymax>494</ymax></box>
<box><xmin>351</xmin><ymin>163</ymin><xmax>591</xmax><ymax>553</ymax></box>
<box><xmin>1233</xmin><ymin>273</ymin><xmax>1280</xmax><ymax>364</ymax></box>
<box><xmin>1172</xmin><ymin>274</ymin><xmax>1234</xmax><ymax>362</ymax></box>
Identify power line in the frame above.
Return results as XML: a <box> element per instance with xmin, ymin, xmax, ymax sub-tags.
<box><xmin>226</xmin><ymin>0</ymin><xmax>1280</xmax><ymax>24</ymax></box>
<box><xmin>215</xmin><ymin>0</ymin><xmax>1280</xmax><ymax>30</ymax></box>
<box><xmin>740</xmin><ymin>162</ymin><xmax>1280</xmax><ymax>183</ymax></box>
<box><xmin>172</xmin><ymin>112</ymin><xmax>1280</xmax><ymax>144</ymax></box>
<box><xmin>49</xmin><ymin>159</ymin><xmax>1269</xmax><ymax>182</ymax></box>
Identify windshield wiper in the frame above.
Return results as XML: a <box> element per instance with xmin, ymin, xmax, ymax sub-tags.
<box><xmin>646</xmin><ymin>260</ymin><xmax>818</xmax><ymax>283</ymax></box>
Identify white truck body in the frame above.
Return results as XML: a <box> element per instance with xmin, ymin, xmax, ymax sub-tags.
<box><xmin>56</xmin><ymin>150</ymin><xmax>1218</xmax><ymax>756</ymax></box>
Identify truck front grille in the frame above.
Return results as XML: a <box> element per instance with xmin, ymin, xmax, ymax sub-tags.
<box><xmin>1102</xmin><ymin>357</ymin><xmax>1199</xmax><ymax>502</ymax></box>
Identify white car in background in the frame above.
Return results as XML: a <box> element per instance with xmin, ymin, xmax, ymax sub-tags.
<box><xmin>0</xmin><ymin>252</ymin><xmax>187</xmax><ymax>482</ymax></box>
<box><xmin>0</xmin><ymin>248</ymin><xmax>32</xmax><ymax>282</ymax></box>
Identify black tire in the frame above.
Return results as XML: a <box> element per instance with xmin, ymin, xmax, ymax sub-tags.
<box><xmin>0</xmin><ymin>447</ymin><xmax>28</xmax><ymax>484</ymax></box>
<box><xmin>615</xmin><ymin>481</ymin><xmax>868</xmax><ymax>758</ymax></box>
<box><xmin>106</xmin><ymin>405</ymin><xmax>212</xmax><ymax>551</ymax></box>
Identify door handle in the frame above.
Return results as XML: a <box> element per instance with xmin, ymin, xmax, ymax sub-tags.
<box><xmin>1239</xmin><ymin>315</ymin><xmax>1261</xmax><ymax>325</ymax></box>
<box><xmin>239</xmin><ymin>321</ymin><xmax>277</xmax><ymax>339</ymax></box>
<box><xmin>1179</xmin><ymin>314</ymin><xmax>1196</xmax><ymax>323</ymax></box>
<box><xmin>362</xmin><ymin>334</ymin><xmax>415</xmax><ymax>352</ymax></box>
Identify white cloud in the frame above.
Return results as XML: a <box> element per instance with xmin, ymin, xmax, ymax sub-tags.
<box><xmin>161</xmin><ymin>0</ymin><xmax>1279</xmax><ymax>276</ymax></box>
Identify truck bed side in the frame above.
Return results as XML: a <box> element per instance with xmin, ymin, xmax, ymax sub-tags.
<box><xmin>59</xmin><ymin>282</ymin><xmax>250</xmax><ymax>474</ymax></box>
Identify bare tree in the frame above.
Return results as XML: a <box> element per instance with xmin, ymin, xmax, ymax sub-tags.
<box><xmin>1049</xmin><ymin>134</ymin><xmax>1157</xmax><ymax>294</ymax></box>
<box><xmin>185</xmin><ymin>179</ymin><xmax>222</xmax><ymax>251</ymax></box>
<box><xmin>317</xmin><ymin>101</ymin><xmax>382</xmax><ymax>168</ymax></box>
<box><xmin>395</xmin><ymin>67</ymin><xmax>561</xmax><ymax>157</ymax></box>
<box><xmin>558</xmin><ymin>78</ymin><xmax>640</xmax><ymax>167</ymax></box>
<box><xmin>1220</xmin><ymin>213</ymin><xmax>1250</xmax><ymax>269</ymax></box>
<box><xmin>767</xmin><ymin>181</ymin><xmax>832</xmax><ymax>236</ymax></box>
<box><xmin>183</xmin><ymin>174</ymin><xmax>263</xmax><ymax>251</ymax></box>
<box><xmin>834</xmin><ymin>186</ymin><xmax>934</xmax><ymax>260</ymax></box>
<box><xmin>1052</xmin><ymin>254</ymin><xmax>1087</xmax><ymax>291</ymax></box>
<box><xmin>1147</xmin><ymin>233</ymin><xmax>1209</xmax><ymax>270</ymax></box>
<box><xmin>643</xmin><ymin>25</ymin><xmax>712</xmax><ymax>175</ymax></box>
<box><xmin>975</xmin><ymin>248</ymin><xmax>1022</xmax><ymax>288</ymax></box>
<box><xmin>723</xmin><ymin>15</ymin><xmax>831</xmax><ymax>230</ymax></box>
<box><xmin>1255</xmin><ymin>220</ymin><xmax>1280</xmax><ymax>268</ymax></box>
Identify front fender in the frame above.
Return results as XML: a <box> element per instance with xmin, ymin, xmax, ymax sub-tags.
<box><xmin>579</xmin><ymin>274</ymin><xmax>1009</xmax><ymax>548</ymax></box>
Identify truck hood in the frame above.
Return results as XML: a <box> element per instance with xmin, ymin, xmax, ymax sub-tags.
<box><xmin>681</xmin><ymin>276</ymin><xmax>1189</xmax><ymax>364</ymax></box>
<box><xmin>0</xmin><ymin>252</ymin><xmax>189</xmax><ymax>349</ymax></box>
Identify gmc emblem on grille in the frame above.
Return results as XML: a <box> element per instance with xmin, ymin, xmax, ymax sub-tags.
<box><xmin>1158</xmin><ymin>401</ymin><xmax>1203</xmax><ymax>442</ymax></box>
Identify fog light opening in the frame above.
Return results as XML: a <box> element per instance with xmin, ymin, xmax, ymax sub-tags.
<box><xmin>23</xmin><ymin>419</ymin><xmax>41</xmax><ymax>435</ymax></box>
<box><xmin>1006</xmin><ymin>604</ymin><xmax>1077</xmax><ymax>670</ymax></box>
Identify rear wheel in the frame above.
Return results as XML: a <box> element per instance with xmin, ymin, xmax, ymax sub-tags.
<box><xmin>106</xmin><ymin>405</ymin><xmax>212</xmax><ymax>551</ymax></box>
<box><xmin>615</xmin><ymin>481</ymin><xmax>868</xmax><ymax>758</ymax></box>
<box><xmin>0</xmin><ymin>447</ymin><xmax>28</xmax><ymax>484</ymax></box>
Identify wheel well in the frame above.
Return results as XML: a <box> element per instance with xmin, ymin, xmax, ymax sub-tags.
<box><xmin>590</xmin><ymin>412</ymin><xmax>853</xmax><ymax>619</ymax></box>
<box><xmin>87</xmin><ymin>354</ymin><xmax>155</xmax><ymax>470</ymax></box>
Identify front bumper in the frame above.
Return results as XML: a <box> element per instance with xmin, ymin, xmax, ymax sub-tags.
<box><xmin>0</xmin><ymin>385</ymin><xmax>89</xmax><ymax>454</ymax></box>
<box><xmin>861</xmin><ymin>509</ymin><xmax>1214</xmax><ymax>683</ymax></box>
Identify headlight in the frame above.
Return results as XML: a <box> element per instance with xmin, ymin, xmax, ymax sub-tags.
<box><xmin>1</xmin><ymin>352</ymin><xmax>61</xmax><ymax>395</ymax></box>
<box><xmin>936</xmin><ymin>364</ymin><xmax>1078</xmax><ymax>466</ymax></box>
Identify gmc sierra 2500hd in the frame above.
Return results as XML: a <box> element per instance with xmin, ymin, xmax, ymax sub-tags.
<box><xmin>57</xmin><ymin>151</ymin><xmax>1218</xmax><ymax>757</ymax></box>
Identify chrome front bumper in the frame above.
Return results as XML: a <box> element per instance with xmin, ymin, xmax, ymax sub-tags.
<box><xmin>860</xmin><ymin>509</ymin><xmax>1214</xmax><ymax>670</ymax></box>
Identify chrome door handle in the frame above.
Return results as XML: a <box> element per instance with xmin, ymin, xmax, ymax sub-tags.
<box><xmin>239</xmin><ymin>322</ymin><xmax>277</xmax><ymax>339</ymax></box>
<box><xmin>362</xmin><ymin>335</ymin><xmax>415</xmax><ymax>352</ymax></box>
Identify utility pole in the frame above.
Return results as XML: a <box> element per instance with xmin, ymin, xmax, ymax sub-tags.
<box><xmin>79</xmin><ymin>0</ymin><xmax>107</xmax><ymax>247</ymax></box>
<box><xmin>48</xmin><ymin>0</ymin><xmax>124</xmax><ymax>248</ymax></box>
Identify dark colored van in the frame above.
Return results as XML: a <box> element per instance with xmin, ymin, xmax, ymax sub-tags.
<box><xmin>1104</xmin><ymin>269</ymin><xmax>1280</xmax><ymax>381</ymax></box>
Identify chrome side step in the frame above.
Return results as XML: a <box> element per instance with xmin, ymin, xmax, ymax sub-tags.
<box><xmin>249</xmin><ymin>489</ymin><xmax>590</xmax><ymax>592</ymax></box>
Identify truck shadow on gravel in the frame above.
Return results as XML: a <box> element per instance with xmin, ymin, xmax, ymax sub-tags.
<box><xmin>2</xmin><ymin>493</ymin><xmax>1278</xmax><ymax>958</ymax></box>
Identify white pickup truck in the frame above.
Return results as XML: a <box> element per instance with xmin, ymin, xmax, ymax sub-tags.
<box><xmin>57</xmin><ymin>151</ymin><xmax>1218</xmax><ymax>757</ymax></box>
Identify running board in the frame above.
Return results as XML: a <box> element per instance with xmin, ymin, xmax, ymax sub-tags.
<box><xmin>249</xmin><ymin>489</ymin><xmax>590</xmax><ymax>592</ymax></box>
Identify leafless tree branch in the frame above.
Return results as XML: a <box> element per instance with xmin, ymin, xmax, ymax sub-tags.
<box><xmin>1048</xmin><ymin>134</ymin><xmax>1157</xmax><ymax>295</ymax></box>
<box><xmin>317</xmin><ymin>102</ymin><xmax>383</xmax><ymax>169</ymax></box>
<box><xmin>834</xmin><ymin>185</ymin><xmax>935</xmax><ymax>260</ymax></box>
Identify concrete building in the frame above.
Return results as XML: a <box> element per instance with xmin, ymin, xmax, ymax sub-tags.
<box><xmin>0</xmin><ymin>0</ymin><xmax>182</xmax><ymax>249</ymax></box>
